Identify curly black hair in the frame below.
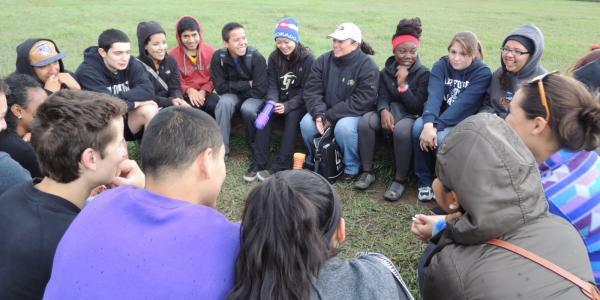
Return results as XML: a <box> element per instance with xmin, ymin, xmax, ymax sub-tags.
<box><xmin>393</xmin><ymin>17</ymin><xmax>423</xmax><ymax>40</ymax></box>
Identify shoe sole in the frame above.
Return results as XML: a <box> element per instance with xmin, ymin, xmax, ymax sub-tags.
<box><xmin>257</xmin><ymin>174</ymin><xmax>271</xmax><ymax>182</ymax></box>
<box><xmin>417</xmin><ymin>196</ymin><xmax>434</xmax><ymax>202</ymax></box>
<box><xmin>353</xmin><ymin>181</ymin><xmax>374</xmax><ymax>190</ymax></box>
<box><xmin>384</xmin><ymin>191</ymin><xmax>404</xmax><ymax>201</ymax></box>
<box><xmin>243</xmin><ymin>175</ymin><xmax>257</xmax><ymax>182</ymax></box>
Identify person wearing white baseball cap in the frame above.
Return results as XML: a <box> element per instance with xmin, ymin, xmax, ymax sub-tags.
<box><xmin>301</xmin><ymin>22</ymin><xmax>379</xmax><ymax>181</ymax></box>
<box><xmin>328</xmin><ymin>22</ymin><xmax>362</xmax><ymax>44</ymax></box>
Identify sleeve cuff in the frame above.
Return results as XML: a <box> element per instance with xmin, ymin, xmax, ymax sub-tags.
<box><xmin>432</xmin><ymin>219</ymin><xmax>447</xmax><ymax>237</ymax></box>
<box><xmin>423</xmin><ymin>115</ymin><xmax>435</xmax><ymax>124</ymax></box>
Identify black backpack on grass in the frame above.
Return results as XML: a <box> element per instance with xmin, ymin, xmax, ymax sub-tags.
<box><xmin>312</xmin><ymin>127</ymin><xmax>344</xmax><ymax>182</ymax></box>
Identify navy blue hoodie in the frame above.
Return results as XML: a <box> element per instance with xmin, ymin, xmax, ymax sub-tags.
<box><xmin>76</xmin><ymin>46</ymin><xmax>154</xmax><ymax>111</ymax></box>
<box><xmin>422</xmin><ymin>56</ymin><xmax>491</xmax><ymax>130</ymax></box>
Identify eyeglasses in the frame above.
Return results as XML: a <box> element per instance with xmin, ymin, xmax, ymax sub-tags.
<box><xmin>500</xmin><ymin>47</ymin><xmax>529</xmax><ymax>56</ymax></box>
<box><xmin>527</xmin><ymin>71</ymin><xmax>559</xmax><ymax>124</ymax></box>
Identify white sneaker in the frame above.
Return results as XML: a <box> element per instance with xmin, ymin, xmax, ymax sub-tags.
<box><xmin>417</xmin><ymin>186</ymin><xmax>434</xmax><ymax>202</ymax></box>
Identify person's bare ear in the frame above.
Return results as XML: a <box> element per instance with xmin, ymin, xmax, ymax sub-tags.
<box><xmin>98</xmin><ymin>47</ymin><xmax>107</xmax><ymax>58</ymax></box>
<box><xmin>195</xmin><ymin>147</ymin><xmax>215</xmax><ymax>179</ymax></box>
<box><xmin>80</xmin><ymin>148</ymin><xmax>97</xmax><ymax>171</ymax></box>
<box><xmin>10</xmin><ymin>104</ymin><xmax>24</xmax><ymax>119</ymax></box>
<box><xmin>531</xmin><ymin>116</ymin><xmax>548</xmax><ymax>136</ymax></box>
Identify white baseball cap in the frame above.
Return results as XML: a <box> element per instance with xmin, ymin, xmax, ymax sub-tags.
<box><xmin>327</xmin><ymin>22</ymin><xmax>362</xmax><ymax>44</ymax></box>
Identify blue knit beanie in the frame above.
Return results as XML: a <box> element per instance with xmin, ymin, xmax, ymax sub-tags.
<box><xmin>274</xmin><ymin>18</ymin><xmax>300</xmax><ymax>43</ymax></box>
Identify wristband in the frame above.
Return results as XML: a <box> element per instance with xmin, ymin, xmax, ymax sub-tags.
<box><xmin>397</xmin><ymin>84</ymin><xmax>409</xmax><ymax>93</ymax></box>
<box><xmin>432</xmin><ymin>219</ymin><xmax>447</xmax><ymax>237</ymax></box>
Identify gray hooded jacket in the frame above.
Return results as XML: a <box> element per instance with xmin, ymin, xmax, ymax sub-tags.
<box><xmin>312</xmin><ymin>252</ymin><xmax>413</xmax><ymax>300</ymax></box>
<box><xmin>480</xmin><ymin>24</ymin><xmax>547</xmax><ymax>118</ymax></box>
<box><xmin>422</xmin><ymin>113</ymin><xmax>593</xmax><ymax>300</ymax></box>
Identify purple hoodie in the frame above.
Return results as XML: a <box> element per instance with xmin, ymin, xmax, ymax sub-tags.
<box><xmin>43</xmin><ymin>186</ymin><xmax>240</xmax><ymax>300</ymax></box>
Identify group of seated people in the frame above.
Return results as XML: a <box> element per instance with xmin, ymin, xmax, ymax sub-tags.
<box><xmin>0</xmin><ymin>15</ymin><xmax>599</xmax><ymax>300</ymax></box>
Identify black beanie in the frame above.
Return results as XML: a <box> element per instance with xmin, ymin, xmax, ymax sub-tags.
<box><xmin>505</xmin><ymin>35</ymin><xmax>535</xmax><ymax>54</ymax></box>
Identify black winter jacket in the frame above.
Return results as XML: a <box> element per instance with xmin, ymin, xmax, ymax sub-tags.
<box><xmin>136</xmin><ymin>21</ymin><xmax>183</xmax><ymax>108</ymax></box>
<box><xmin>76</xmin><ymin>46</ymin><xmax>154</xmax><ymax>111</ymax></box>
<box><xmin>135</xmin><ymin>56</ymin><xmax>183</xmax><ymax>107</ymax></box>
<box><xmin>303</xmin><ymin>49</ymin><xmax>379</xmax><ymax>123</ymax></box>
<box><xmin>266</xmin><ymin>50</ymin><xmax>315</xmax><ymax>112</ymax></box>
<box><xmin>210</xmin><ymin>47</ymin><xmax>267</xmax><ymax>100</ymax></box>
<box><xmin>377</xmin><ymin>56</ymin><xmax>430</xmax><ymax>119</ymax></box>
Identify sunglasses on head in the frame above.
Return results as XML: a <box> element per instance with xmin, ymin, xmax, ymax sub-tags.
<box><xmin>527</xmin><ymin>71</ymin><xmax>559</xmax><ymax>124</ymax></box>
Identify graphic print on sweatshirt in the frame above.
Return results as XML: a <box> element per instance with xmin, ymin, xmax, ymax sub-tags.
<box><xmin>107</xmin><ymin>81</ymin><xmax>130</xmax><ymax>95</ymax></box>
<box><xmin>444</xmin><ymin>78</ymin><xmax>470</xmax><ymax>106</ymax></box>
<box><xmin>280</xmin><ymin>72</ymin><xmax>296</xmax><ymax>91</ymax></box>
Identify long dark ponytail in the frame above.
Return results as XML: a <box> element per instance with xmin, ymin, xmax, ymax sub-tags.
<box><xmin>359</xmin><ymin>40</ymin><xmax>375</xmax><ymax>55</ymax></box>
<box><xmin>227</xmin><ymin>170</ymin><xmax>340</xmax><ymax>300</ymax></box>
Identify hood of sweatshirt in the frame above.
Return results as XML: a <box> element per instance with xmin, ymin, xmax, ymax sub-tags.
<box><xmin>574</xmin><ymin>58</ymin><xmax>600</xmax><ymax>92</ymax></box>
<box><xmin>80</xmin><ymin>46</ymin><xmax>120</xmax><ymax>78</ymax></box>
<box><xmin>136</xmin><ymin>21</ymin><xmax>166</xmax><ymax>67</ymax></box>
<box><xmin>15</xmin><ymin>38</ymin><xmax>66</xmax><ymax>81</ymax></box>
<box><xmin>174</xmin><ymin>16</ymin><xmax>205</xmax><ymax>52</ymax></box>
<box><xmin>500</xmin><ymin>24</ymin><xmax>546</xmax><ymax>80</ymax></box>
<box><xmin>436</xmin><ymin>113</ymin><xmax>548</xmax><ymax>244</ymax></box>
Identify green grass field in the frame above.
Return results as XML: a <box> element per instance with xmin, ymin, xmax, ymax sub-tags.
<box><xmin>2</xmin><ymin>1</ymin><xmax>600</xmax><ymax>298</ymax></box>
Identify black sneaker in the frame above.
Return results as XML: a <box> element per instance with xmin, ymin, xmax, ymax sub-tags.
<box><xmin>243</xmin><ymin>166</ymin><xmax>260</xmax><ymax>182</ymax></box>
<box><xmin>354</xmin><ymin>172</ymin><xmax>375</xmax><ymax>190</ymax></box>
<box><xmin>303</xmin><ymin>161</ymin><xmax>314</xmax><ymax>170</ymax></box>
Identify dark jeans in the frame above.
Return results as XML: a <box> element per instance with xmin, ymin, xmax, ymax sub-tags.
<box><xmin>411</xmin><ymin>117</ymin><xmax>454</xmax><ymax>187</ymax></box>
<box><xmin>186</xmin><ymin>92</ymin><xmax>219</xmax><ymax>117</ymax></box>
<box><xmin>358</xmin><ymin>111</ymin><xmax>415</xmax><ymax>180</ymax></box>
<box><xmin>252</xmin><ymin>107</ymin><xmax>306</xmax><ymax>171</ymax></box>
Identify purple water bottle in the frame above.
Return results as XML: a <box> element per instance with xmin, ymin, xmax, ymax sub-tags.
<box><xmin>255</xmin><ymin>100</ymin><xmax>277</xmax><ymax>130</ymax></box>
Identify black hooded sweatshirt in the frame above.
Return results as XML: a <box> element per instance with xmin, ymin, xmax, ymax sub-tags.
<box><xmin>15</xmin><ymin>38</ymin><xmax>77</xmax><ymax>95</ymax></box>
<box><xmin>377</xmin><ymin>55</ymin><xmax>430</xmax><ymax>119</ymax></box>
<box><xmin>76</xmin><ymin>46</ymin><xmax>154</xmax><ymax>111</ymax></box>
<box><xmin>303</xmin><ymin>48</ymin><xmax>379</xmax><ymax>123</ymax></box>
<box><xmin>136</xmin><ymin>21</ymin><xmax>183</xmax><ymax>108</ymax></box>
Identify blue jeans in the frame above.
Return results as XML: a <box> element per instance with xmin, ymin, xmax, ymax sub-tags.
<box><xmin>411</xmin><ymin>117</ymin><xmax>454</xmax><ymax>187</ymax></box>
<box><xmin>300</xmin><ymin>113</ymin><xmax>361</xmax><ymax>175</ymax></box>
